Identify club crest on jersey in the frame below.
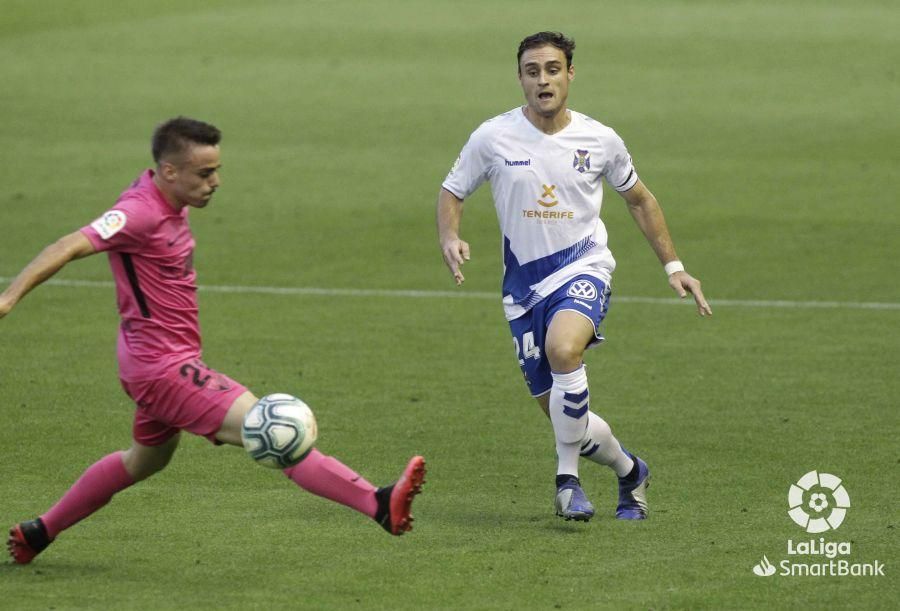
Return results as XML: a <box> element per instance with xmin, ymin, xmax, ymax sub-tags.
<box><xmin>573</xmin><ymin>149</ymin><xmax>591</xmax><ymax>173</ymax></box>
<box><xmin>90</xmin><ymin>210</ymin><xmax>127</xmax><ymax>240</ymax></box>
<box><xmin>567</xmin><ymin>279</ymin><xmax>598</xmax><ymax>301</ymax></box>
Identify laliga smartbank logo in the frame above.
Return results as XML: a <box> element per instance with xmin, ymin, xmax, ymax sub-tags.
<box><xmin>788</xmin><ymin>470</ymin><xmax>850</xmax><ymax>533</ymax></box>
<box><xmin>751</xmin><ymin>471</ymin><xmax>885</xmax><ymax>578</ymax></box>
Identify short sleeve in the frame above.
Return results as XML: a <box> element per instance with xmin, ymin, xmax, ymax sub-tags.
<box><xmin>441</xmin><ymin>125</ymin><xmax>493</xmax><ymax>200</ymax></box>
<box><xmin>80</xmin><ymin>198</ymin><xmax>155</xmax><ymax>253</ymax></box>
<box><xmin>602</xmin><ymin>132</ymin><xmax>639</xmax><ymax>192</ymax></box>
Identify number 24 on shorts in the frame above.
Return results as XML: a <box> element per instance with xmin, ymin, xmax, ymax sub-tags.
<box><xmin>514</xmin><ymin>331</ymin><xmax>541</xmax><ymax>366</ymax></box>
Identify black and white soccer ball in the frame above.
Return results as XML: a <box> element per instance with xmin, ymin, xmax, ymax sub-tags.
<box><xmin>241</xmin><ymin>393</ymin><xmax>318</xmax><ymax>468</ymax></box>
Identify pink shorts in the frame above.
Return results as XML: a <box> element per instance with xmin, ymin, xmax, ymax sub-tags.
<box><xmin>121</xmin><ymin>358</ymin><xmax>248</xmax><ymax>446</ymax></box>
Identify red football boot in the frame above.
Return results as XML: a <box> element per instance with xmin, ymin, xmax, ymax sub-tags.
<box><xmin>7</xmin><ymin>519</ymin><xmax>53</xmax><ymax>565</ymax></box>
<box><xmin>375</xmin><ymin>456</ymin><xmax>426</xmax><ymax>535</ymax></box>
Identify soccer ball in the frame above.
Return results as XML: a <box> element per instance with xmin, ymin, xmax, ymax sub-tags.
<box><xmin>241</xmin><ymin>393</ymin><xmax>318</xmax><ymax>468</ymax></box>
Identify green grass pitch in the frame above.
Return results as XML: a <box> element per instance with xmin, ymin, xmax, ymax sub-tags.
<box><xmin>1</xmin><ymin>1</ymin><xmax>897</xmax><ymax>608</ymax></box>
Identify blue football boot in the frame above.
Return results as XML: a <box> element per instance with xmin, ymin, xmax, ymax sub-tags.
<box><xmin>555</xmin><ymin>476</ymin><xmax>595</xmax><ymax>521</ymax></box>
<box><xmin>616</xmin><ymin>451</ymin><xmax>650</xmax><ymax>520</ymax></box>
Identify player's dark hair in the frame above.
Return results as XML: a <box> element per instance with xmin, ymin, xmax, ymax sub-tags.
<box><xmin>517</xmin><ymin>31</ymin><xmax>575</xmax><ymax>71</ymax></box>
<box><xmin>151</xmin><ymin>117</ymin><xmax>221</xmax><ymax>164</ymax></box>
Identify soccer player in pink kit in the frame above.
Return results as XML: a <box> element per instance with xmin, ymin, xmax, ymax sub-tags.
<box><xmin>2</xmin><ymin>117</ymin><xmax>425</xmax><ymax>564</ymax></box>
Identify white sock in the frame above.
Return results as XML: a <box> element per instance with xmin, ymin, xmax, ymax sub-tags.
<box><xmin>548</xmin><ymin>367</ymin><xmax>590</xmax><ymax>478</ymax></box>
<box><xmin>579</xmin><ymin>411</ymin><xmax>634</xmax><ymax>477</ymax></box>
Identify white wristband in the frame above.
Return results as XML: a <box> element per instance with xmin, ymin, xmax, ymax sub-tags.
<box><xmin>664</xmin><ymin>260</ymin><xmax>685</xmax><ymax>276</ymax></box>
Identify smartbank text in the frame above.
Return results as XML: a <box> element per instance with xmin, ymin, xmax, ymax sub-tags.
<box><xmin>780</xmin><ymin>539</ymin><xmax>885</xmax><ymax>577</ymax></box>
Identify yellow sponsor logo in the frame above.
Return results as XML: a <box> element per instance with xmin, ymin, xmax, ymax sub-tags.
<box><xmin>537</xmin><ymin>184</ymin><xmax>558</xmax><ymax>207</ymax></box>
<box><xmin>525</xmin><ymin>183</ymin><xmax>573</xmax><ymax>219</ymax></box>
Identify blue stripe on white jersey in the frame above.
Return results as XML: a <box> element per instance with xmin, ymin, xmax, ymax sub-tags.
<box><xmin>503</xmin><ymin>235</ymin><xmax>597</xmax><ymax>309</ymax></box>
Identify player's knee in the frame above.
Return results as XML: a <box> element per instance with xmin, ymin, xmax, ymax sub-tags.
<box><xmin>216</xmin><ymin>391</ymin><xmax>259</xmax><ymax>447</ymax></box>
<box><xmin>122</xmin><ymin>436</ymin><xmax>179</xmax><ymax>481</ymax></box>
<box><xmin>545</xmin><ymin>340</ymin><xmax>585</xmax><ymax>372</ymax></box>
<box><xmin>122</xmin><ymin>454</ymin><xmax>167</xmax><ymax>482</ymax></box>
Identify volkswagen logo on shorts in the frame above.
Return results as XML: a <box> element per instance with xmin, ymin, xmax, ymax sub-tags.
<box><xmin>567</xmin><ymin>280</ymin><xmax>597</xmax><ymax>301</ymax></box>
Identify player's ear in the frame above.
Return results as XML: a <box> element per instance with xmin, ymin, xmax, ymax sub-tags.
<box><xmin>158</xmin><ymin>160</ymin><xmax>178</xmax><ymax>182</ymax></box>
<box><xmin>568</xmin><ymin>64</ymin><xmax>575</xmax><ymax>81</ymax></box>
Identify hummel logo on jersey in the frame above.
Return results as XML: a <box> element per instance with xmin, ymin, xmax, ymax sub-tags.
<box><xmin>567</xmin><ymin>280</ymin><xmax>598</xmax><ymax>301</ymax></box>
<box><xmin>505</xmin><ymin>159</ymin><xmax>531</xmax><ymax>166</ymax></box>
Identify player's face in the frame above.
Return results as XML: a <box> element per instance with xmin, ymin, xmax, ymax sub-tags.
<box><xmin>518</xmin><ymin>45</ymin><xmax>574</xmax><ymax>118</ymax></box>
<box><xmin>162</xmin><ymin>144</ymin><xmax>222</xmax><ymax>209</ymax></box>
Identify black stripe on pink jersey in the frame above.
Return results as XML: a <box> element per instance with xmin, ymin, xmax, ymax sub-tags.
<box><xmin>120</xmin><ymin>253</ymin><xmax>151</xmax><ymax>318</ymax></box>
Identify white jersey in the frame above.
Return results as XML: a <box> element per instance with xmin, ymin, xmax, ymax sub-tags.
<box><xmin>442</xmin><ymin>106</ymin><xmax>639</xmax><ymax>320</ymax></box>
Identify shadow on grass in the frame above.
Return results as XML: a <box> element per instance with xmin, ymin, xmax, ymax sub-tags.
<box><xmin>1</xmin><ymin>559</ymin><xmax>112</xmax><ymax>580</ymax></box>
<box><xmin>445</xmin><ymin>506</ymin><xmax>615</xmax><ymax>535</ymax></box>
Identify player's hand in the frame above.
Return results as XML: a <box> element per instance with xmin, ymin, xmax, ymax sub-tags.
<box><xmin>668</xmin><ymin>271</ymin><xmax>712</xmax><ymax>316</ymax></box>
<box><xmin>441</xmin><ymin>237</ymin><xmax>470</xmax><ymax>285</ymax></box>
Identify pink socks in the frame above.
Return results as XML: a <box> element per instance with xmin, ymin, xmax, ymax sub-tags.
<box><xmin>41</xmin><ymin>452</ymin><xmax>135</xmax><ymax>539</ymax></box>
<box><xmin>38</xmin><ymin>449</ymin><xmax>378</xmax><ymax>540</ymax></box>
<box><xmin>283</xmin><ymin>449</ymin><xmax>378</xmax><ymax>518</ymax></box>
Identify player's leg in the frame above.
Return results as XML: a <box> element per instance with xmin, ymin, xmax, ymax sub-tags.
<box><xmin>510</xmin><ymin>303</ymin><xmax>595</xmax><ymax>520</ymax></box>
<box><xmin>544</xmin><ymin>310</ymin><xmax>598</xmax><ymax>521</ymax></box>
<box><xmin>544</xmin><ymin>291</ymin><xmax>650</xmax><ymax>519</ymax></box>
<box><xmin>7</xmin><ymin>434</ymin><xmax>179</xmax><ymax>565</ymax></box>
<box><xmin>537</xmin><ymin>390</ymin><xmax>648</xmax><ymax>518</ymax></box>
<box><xmin>216</xmin><ymin>389</ymin><xmax>425</xmax><ymax>535</ymax></box>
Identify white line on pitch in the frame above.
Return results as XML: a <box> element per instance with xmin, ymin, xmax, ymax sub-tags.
<box><xmin>1</xmin><ymin>277</ymin><xmax>899</xmax><ymax>310</ymax></box>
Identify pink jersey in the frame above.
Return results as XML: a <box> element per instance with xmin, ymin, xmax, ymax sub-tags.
<box><xmin>80</xmin><ymin>170</ymin><xmax>201</xmax><ymax>382</ymax></box>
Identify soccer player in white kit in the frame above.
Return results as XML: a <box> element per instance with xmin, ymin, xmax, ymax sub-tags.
<box><xmin>437</xmin><ymin>32</ymin><xmax>711</xmax><ymax>521</ymax></box>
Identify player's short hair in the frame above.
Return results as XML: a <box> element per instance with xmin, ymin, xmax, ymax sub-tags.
<box><xmin>151</xmin><ymin>117</ymin><xmax>221</xmax><ymax>164</ymax></box>
<box><xmin>517</xmin><ymin>31</ymin><xmax>576</xmax><ymax>71</ymax></box>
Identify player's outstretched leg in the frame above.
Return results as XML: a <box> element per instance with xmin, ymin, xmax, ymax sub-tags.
<box><xmin>373</xmin><ymin>456</ymin><xmax>426</xmax><ymax>535</ymax></box>
<box><xmin>284</xmin><ymin>452</ymin><xmax>426</xmax><ymax>535</ymax></box>
<box><xmin>555</xmin><ymin>475</ymin><xmax>595</xmax><ymax>522</ymax></box>
<box><xmin>7</xmin><ymin>518</ymin><xmax>53</xmax><ymax>565</ymax></box>
<box><xmin>8</xmin><ymin>451</ymin><xmax>136</xmax><ymax>565</ymax></box>
<box><xmin>616</xmin><ymin>449</ymin><xmax>650</xmax><ymax>520</ymax></box>
<box><xmin>8</xmin><ymin>441</ymin><xmax>175</xmax><ymax>564</ymax></box>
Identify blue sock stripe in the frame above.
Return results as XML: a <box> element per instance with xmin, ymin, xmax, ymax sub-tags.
<box><xmin>563</xmin><ymin>389</ymin><xmax>589</xmax><ymax>404</ymax></box>
<box><xmin>563</xmin><ymin>404</ymin><xmax>588</xmax><ymax>419</ymax></box>
<box><xmin>580</xmin><ymin>443</ymin><xmax>600</xmax><ymax>457</ymax></box>
<box><xmin>563</xmin><ymin>397</ymin><xmax>589</xmax><ymax>410</ymax></box>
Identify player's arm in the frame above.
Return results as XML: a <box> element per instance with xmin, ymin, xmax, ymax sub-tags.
<box><xmin>0</xmin><ymin>230</ymin><xmax>97</xmax><ymax>319</ymax></box>
<box><xmin>436</xmin><ymin>187</ymin><xmax>470</xmax><ymax>286</ymax></box>
<box><xmin>619</xmin><ymin>180</ymin><xmax>711</xmax><ymax>316</ymax></box>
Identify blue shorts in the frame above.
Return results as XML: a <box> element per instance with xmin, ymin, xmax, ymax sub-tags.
<box><xmin>508</xmin><ymin>275</ymin><xmax>611</xmax><ymax>397</ymax></box>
